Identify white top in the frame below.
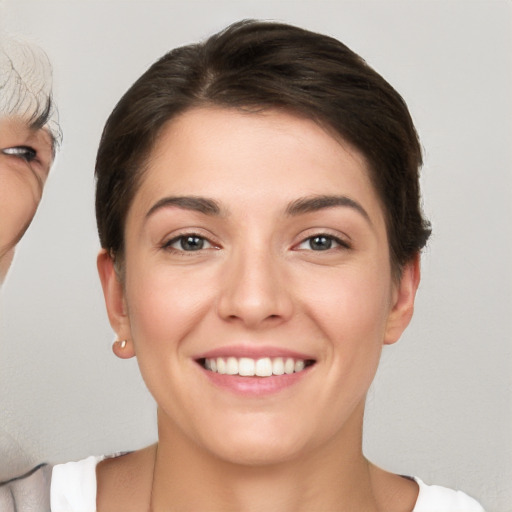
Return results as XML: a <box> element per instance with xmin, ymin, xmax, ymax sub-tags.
<box><xmin>51</xmin><ymin>456</ymin><xmax>486</xmax><ymax>512</ymax></box>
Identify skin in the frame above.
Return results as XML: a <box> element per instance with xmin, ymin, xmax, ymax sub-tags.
<box><xmin>97</xmin><ymin>107</ymin><xmax>421</xmax><ymax>511</ymax></box>
<box><xmin>0</xmin><ymin>117</ymin><xmax>53</xmax><ymax>281</ymax></box>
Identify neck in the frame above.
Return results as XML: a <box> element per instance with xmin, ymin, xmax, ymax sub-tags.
<box><xmin>150</xmin><ymin>402</ymin><xmax>380</xmax><ymax>512</ymax></box>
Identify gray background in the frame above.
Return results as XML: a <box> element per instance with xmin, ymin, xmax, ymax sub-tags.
<box><xmin>1</xmin><ymin>1</ymin><xmax>510</xmax><ymax>510</ymax></box>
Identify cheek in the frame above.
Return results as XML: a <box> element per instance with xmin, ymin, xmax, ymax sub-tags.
<box><xmin>303</xmin><ymin>262</ymin><xmax>392</xmax><ymax>335</ymax></box>
<box><xmin>298</xmin><ymin>259</ymin><xmax>393</xmax><ymax>392</ymax></box>
<box><xmin>0</xmin><ymin>169</ymin><xmax>41</xmax><ymax>249</ymax></box>
<box><xmin>122</xmin><ymin>260</ymin><xmax>220</xmax><ymax>432</ymax></box>
<box><xmin>124</xmin><ymin>261</ymin><xmax>216</xmax><ymax>353</ymax></box>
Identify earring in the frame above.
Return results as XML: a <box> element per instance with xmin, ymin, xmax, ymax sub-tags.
<box><xmin>114</xmin><ymin>340</ymin><xmax>127</xmax><ymax>349</ymax></box>
<box><xmin>112</xmin><ymin>338</ymin><xmax>134</xmax><ymax>359</ymax></box>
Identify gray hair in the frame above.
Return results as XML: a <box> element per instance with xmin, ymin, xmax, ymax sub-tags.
<box><xmin>0</xmin><ymin>36</ymin><xmax>62</xmax><ymax>147</ymax></box>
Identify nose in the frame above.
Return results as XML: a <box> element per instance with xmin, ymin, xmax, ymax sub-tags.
<box><xmin>217</xmin><ymin>245</ymin><xmax>294</xmax><ymax>328</ymax></box>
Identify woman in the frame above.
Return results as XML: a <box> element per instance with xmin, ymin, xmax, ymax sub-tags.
<box><xmin>0</xmin><ymin>36</ymin><xmax>60</xmax><ymax>511</ymax></box>
<box><xmin>0</xmin><ymin>37</ymin><xmax>61</xmax><ymax>283</ymax></box>
<box><xmin>52</xmin><ymin>20</ymin><xmax>484</xmax><ymax>511</ymax></box>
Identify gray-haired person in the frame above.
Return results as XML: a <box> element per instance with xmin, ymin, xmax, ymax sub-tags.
<box><xmin>0</xmin><ymin>35</ymin><xmax>61</xmax><ymax>282</ymax></box>
<box><xmin>0</xmin><ymin>35</ymin><xmax>61</xmax><ymax>512</ymax></box>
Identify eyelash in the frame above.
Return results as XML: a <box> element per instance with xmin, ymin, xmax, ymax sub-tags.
<box><xmin>1</xmin><ymin>146</ymin><xmax>37</xmax><ymax>163</ymax></box>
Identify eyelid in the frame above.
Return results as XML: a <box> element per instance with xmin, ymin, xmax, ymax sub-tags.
<box><xmin>1</xmin><ymin>145</ymin><xmax>37</xmax><ymax>162</ymax></box>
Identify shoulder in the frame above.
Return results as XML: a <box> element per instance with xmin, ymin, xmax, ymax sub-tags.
<box><xmin>51</xmin><ymin>455</ymin><xmax>103</xmax><ymax>512</ymax></box>
<box><xmin>0</xmin><ymin>464</ymin><xmax>52</xmax><ymax>512</ymax></box>
<box><xmin>413</xmin><ymin>477</ymin><xmax>485</xmax><ymax>512</ymax></box>
<box><xmin>51</xmin><ymin>447</ymin><xmax>155</xmax><ymax>512</ymax></box>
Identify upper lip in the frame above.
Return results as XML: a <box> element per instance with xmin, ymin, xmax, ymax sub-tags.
<box><xmin>194</xmin><ymin>345</ymin><xmax>316</xmax><ymax>361</ymax></box>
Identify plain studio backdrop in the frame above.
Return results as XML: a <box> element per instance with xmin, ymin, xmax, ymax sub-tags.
<box><xmin>0</xmin><ymin>1</ymin><xmax>510</xmax><ymax>510</ymax></box>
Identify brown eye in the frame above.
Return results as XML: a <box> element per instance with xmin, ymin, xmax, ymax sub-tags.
<box><xmin>1</xmin><ymin>145</ymin><xmax>37</xmax><ymax>163</ymax></box>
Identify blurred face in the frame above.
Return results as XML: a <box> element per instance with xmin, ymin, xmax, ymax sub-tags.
<box><xmin>100</xmin><ymin>107</ymin><xmax>418</xmax><ymax>466</ymax></box>
<box><xmin>0</xmin><ymin>116</ymin><xmax>53</xmax><ymax>280</ymax></box>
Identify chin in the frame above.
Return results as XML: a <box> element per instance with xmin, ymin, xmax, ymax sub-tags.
<box><xmin>197</xmin><ymin>420</ymin><xmax>315</xmax><ymax>468</ymax></box>
<box><xmin>212</xmin><ymin>441</ymin><xmax>305</xmax><ymax>467</ymax></box>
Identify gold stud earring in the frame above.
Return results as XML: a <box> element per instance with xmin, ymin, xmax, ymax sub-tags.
<box><xmin>113</xmin><ymin>339</ymin><xmax>127</xmax><ymax>349</ymax></box>
<box><xmin>112</xmin><ymin>339</ymin><xmax>135</xmax><ymax>359</ymax></box>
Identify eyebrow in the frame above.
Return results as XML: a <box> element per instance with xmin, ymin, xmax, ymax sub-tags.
<box><xmin>145</xmin><ymin>196</ymin><xmax>222</xmax><ymax>219</ymax></box>
<box><xmin>145</xmin><ymin>194</ymin><xmax>371</xmax><ymax>225</ymax></box>
<box><xmin>285</xmin><ymin>194</ymin><xmax>371</xmax><ymax>224</ymax></box>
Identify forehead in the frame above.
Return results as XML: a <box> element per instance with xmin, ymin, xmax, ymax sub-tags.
<box><xmin>124</xmin><ymin>107</ymin><xmax>389</xmax><ymax>244</ymax></box>
<box><xmin>142</xmin><ymin>107</ymin><xmax>374</xmax><ymax>198</ymax></box>
<box><xmin>0</xmin><ymin>116</ymin><xmax>30</xmax><ymax>136</ymax></box>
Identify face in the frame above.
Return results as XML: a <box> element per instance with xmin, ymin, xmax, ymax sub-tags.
<box><xmin>100</xmin><ymin>107</ymin><xmax>419</xmax><ymax>466</ymax></box>
<box><xmin>0</xmin><ymin>116</ymin><xmax>53</xmax><ymax>280</ymax></box>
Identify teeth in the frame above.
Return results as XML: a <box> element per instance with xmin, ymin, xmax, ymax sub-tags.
<box><xmin>204</xmin><ymin>356</ymin><xmax>311</xmax><ymax>377</ymax></box>
<box><xmin>272</xmin><ymin>358</ymin><xmax>284</xmax><ymax>375</ymax></box>
<box><xmin>226</xmin><ymin>357</ymin><xmax>238</xmax><ymax>375</ymax></box>
<box><xmin>255</xmin><ymin>358</ymin><xmax>272</xmax><ymax>377</ymax></box>
<box><xmin>294</xmin><ymin>360</ymin><xmax>305</xmax><ymax>372</ymax></box>
<box><xmin>217</xmin><ymin>358</ymin><xmax>226</xmax><ymax>374</ymax></box>
<box><xmin>239</xmin><ymin>357</ymin><xmax>255</xmax><ymax>376</ymax></box>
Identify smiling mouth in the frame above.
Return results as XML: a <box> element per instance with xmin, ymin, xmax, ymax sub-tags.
<box><xmin>198</xmin><ymin>357</ymin><xmax>316</xmax><ymax>377</ymax></box>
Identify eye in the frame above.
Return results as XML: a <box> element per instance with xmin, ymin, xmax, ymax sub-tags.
<box><xmin>296</xmin><ymin>234</ymin><xmax>349</xmax><ymax>251</ymax></box>
<box><xmin>163</xmin><ymin>234</ymin><xmax>214</xmax><ymax>252</ymax></box>
<box><xmin>1</xmin><ymin>146</ymin><xmax>37</xmax><ymax>163</ymax></box>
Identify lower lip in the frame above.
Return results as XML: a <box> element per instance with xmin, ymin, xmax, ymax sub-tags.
<box><xmin>200</xmin><ymin>366</ymin><xmax>312</xmax><ymax>396</ymax></box>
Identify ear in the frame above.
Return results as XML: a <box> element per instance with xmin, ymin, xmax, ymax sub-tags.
<box><xmin>384</xmin><ymin>254</ymin><xmax>421</xmax><ymax>345</ymax></box>
<box><xmin>97</xmin><ymin>249</ymin><xmax>135</xmax><ymax>358</ymax></box>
